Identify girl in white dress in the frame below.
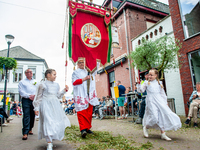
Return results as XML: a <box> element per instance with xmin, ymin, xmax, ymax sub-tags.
<box><xmin>136</xmin><ymin>69</ymin><xmax>182</xmax><ymax>141</ymax></box>
<box><xmin>33</xmin><ymin>69</ymin><xmax>71</xmax><ymax>150</ymax></box>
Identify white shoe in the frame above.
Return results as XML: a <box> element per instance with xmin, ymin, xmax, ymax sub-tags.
<box><xmin>47</xmin><ymin>143</ymin><xmax>53</xmax><ymax>150</ymax></box>
<box><xmin>99</xmin><ymin>115</ymin><xmax>104</xmax><ymax>120</ymax></box>
<box><xmin>143</xmin><ymin>126</ymin><xmax>148</xmax><ymax>138</ymax></box>
<box><xmin>2</xmin><ymin>124</ymin><xmax>8</xmax><ymax>127</ymax></box>
<box><xmin>73</xmin><ymin>113</ymin><xmax>76</xmax><ymax>115</ymax></box>
<box><xmin>161</xmin><ymin>132</ymin><xmax>171</xmax><ymax>141</ymax></box>
<box><xmin>94</xmin><ymin>116</ymin><xmax>99</xmax><ymax>119</ymax></box>
<box><xmin>7</xmin><ymin>117</ymin><xmax>13</xmax><ymax>121</ymax></box>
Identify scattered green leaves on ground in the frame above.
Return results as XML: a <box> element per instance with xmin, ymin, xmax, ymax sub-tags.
<box><xmin>65</xmin><ymin>125</ymin><xmax>153</xmax><ymax>150</ymax></box>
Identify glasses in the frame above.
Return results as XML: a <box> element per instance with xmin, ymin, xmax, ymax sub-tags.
<box><xmin>78</xmin><ymin>62</ymin><xmax>84</xmax><ymax>64</ymax></box>
<box><xmin>26</xmin><ymin>71</ymin><xmax>32</xmax><ymax>73</ymax></box>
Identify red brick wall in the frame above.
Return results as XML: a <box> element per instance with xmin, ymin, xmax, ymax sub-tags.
<box><xmin>169</xmin><ymin>0</ymin><xmax>200</xmax><ymax>115</ymax></box>
<box><xmin>96</xmin><ymin>70</ymin><xmax>109</xmax><ymax>99</ymax></box>
<box><xmin>96</xmin><ymin>60</ymin><xmax>131</xmax><ymax>98</ymax></box>
<box><xmin>96</xmin><ymin>7</ymin><xmax>166</xmax><ymax>98</ymax></box>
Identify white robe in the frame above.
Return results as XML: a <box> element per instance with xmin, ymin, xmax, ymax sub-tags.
<box><xmin>137</xmin><ymin>80</ymin><xmax>182</xmax><ymax>131</ymax></box>
<box><xmin>72</xmin><ymin>67</ymin><xmax>99</xmax><ymax>112</ymax></box>
<box><xmin>33</xmin><ymin>80</ymin><xmax>71</xmax><ymax>142</ymax></box>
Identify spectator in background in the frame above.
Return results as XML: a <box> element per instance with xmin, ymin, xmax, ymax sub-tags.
<box><xmin>18</xmin><ymin>101</ymin><xmax>21</xmax><ymax>108</ymax></box>
<box><xmin>99</xmin><ymin>97</ymin><xmax>113</xmax><ymax>120</ymax></box>
<box><xmin>185</xmin><ymin>82</ymin><xmax>200</xmax><ymax>127</ymax></box>
<box><xmin>12</xmin><ymin>101</ymin><xmax>17</xmax><ymax>115</ymax></box>
<box><xmin>116</xmin><ymin>81</ymin><xmax>126</xmax><ymax>120</ymax></box>
<box><xmin>94</xmin><ymin>98</ymin><xmax>104</xmax><ymax>119</ymax></box>
<box><xmin>0</xmin><ymin>107</ymin><xmax>13</xmax><ymax>126</ymax></box>
<box><xmin>65</xmin><ymin>100</ymin><xmax>75</xmax><ymax>115</ymax></box>
<box><xmin>135</xmin><ymin>72</ymin><xmax>148</xmax><ymax>124</ymax></box>
<box><xmin>10</xmin><ymin>101</ymin><xmax>13</xmax><ymax>115</ymax></box>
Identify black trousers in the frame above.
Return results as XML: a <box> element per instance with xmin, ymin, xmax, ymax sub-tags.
<box><xmin>22</xmin><ymin>98</ymin><xmax>35</xmax><ymax>135</ymax></box>
<box><xmin>0</xmin><ymin>107</ymin><xmax>8</xmax><ymax>124</ymax></box>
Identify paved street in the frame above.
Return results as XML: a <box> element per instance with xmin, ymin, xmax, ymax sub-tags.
<box><xmin>0</xmin><ymin>116</ymin><xmax>75</xmax><ymax>150</ymax></box>
<box><xmin>1</xmin><ymin>115</ymin><xmax>200</xmax><ymax>150</ymax></box>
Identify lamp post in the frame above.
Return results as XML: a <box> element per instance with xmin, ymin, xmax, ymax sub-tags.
<box><xmin>3</xmin><ymin>35</ymin><xmax>15</xmax><ymax>114</ymax></box>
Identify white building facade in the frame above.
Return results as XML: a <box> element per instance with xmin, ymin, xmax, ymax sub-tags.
<box><xmin>0</xmin><ymin>46</ymin><xmax>48</xmax><ymax>102</ymax></box>
<box><xmin>131</xmin><ymin>16</ymin><xmax>185</xmax><ymax>116</ymax></box>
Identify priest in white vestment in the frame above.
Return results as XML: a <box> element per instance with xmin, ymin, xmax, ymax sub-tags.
<box><xmin>72</xmin><ymin>59</ymin><xmax>99</xmax><ymax>138</ymax></box>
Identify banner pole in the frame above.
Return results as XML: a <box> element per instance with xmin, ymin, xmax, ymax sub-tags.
<box><xmin>65</xmin><ymin>0</ymin><xmax>70</xmax><ymax>85</ymax></box>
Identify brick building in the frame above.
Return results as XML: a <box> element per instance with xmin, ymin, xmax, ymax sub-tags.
<box><xmin>96</xmin><ymin>0</ymin><xmax>169</xmax><ymax>98</ymax></box>
<box><xmin>168</xmin><ymin>0</ymin><xmax>200</xmax><ymax>115</ymax></box>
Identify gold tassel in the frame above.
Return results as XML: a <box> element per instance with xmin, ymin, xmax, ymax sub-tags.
<box><xmin>104</xmin><ymin>68</ymin><xmax>108</xmax><ymax>74</ymax></box>
<box><xmin>72</xmin><ymin>19</ymin><xmax>74</xmax><ymax>25</ymax></box>
<box><xmin>107</xmin><ymin>27</ymin><xmax>108</xmax><ymax>32</ymax></box>
<box><xmin>73</xmin><ymin>66</ymin><xmax>75</xmax><ymax>70</ymax></box>
<box><xmin>91</xmin><ymin>75</ymin><xmax>93</xmax><ymax>80</ymax></box>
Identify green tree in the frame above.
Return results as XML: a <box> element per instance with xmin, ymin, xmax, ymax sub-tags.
<box><xmin>129</xmin><ymin>36</ymin><xmax>182</xmax><ymax>79</ymax></box>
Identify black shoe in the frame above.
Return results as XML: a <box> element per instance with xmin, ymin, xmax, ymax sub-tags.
<box><xmin>184</xmin><ymin>119</ymin><xmax>191</xmax><ymax>125</ymax></box>
<box><xmin>87</xmin><ymin>130</ymin><xmax>94</xmax><ymax>134</ymax></box>
<box><xmin>81</xmin><ymin>129</ymin><xmax>87</xmax><ymax>138</ymax></box>
<box><xmin>194</xmin><ymin>123</ymin><xmax>198</xmax><ymax>128</ymax></box>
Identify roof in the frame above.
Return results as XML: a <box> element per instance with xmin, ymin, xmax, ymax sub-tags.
<box><xmin>102</xmin><ymin>0</ymin><xmax>170</xmax><ymax>15</ymax></box>
<box><xmin>131</xmin><ymin>15</ymin><xmax>171</xmax><ymax>42</ymax></box>
<box><xmin>0</xmin><ymin>46</ymin><xmax>42</xmax><ymax>59</ymax></box>
<box><xmin>0</xmin><ymin>46</ymin><xmax>48</xmax><ymax>68</ymax></box>
<box><xmin>122</xmin><ymin>0</ymin><xmax>169</xmax><ymax>14</ymax></box>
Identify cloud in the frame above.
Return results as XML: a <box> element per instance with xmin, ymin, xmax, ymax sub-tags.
<box><xmin>180</xmin><ymin>0</ymin><xmax>199</xmax><ymax>5</ymax></box>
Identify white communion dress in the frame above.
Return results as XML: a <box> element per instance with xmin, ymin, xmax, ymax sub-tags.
<box><xmin>33</xmin><ymin>80</ymin><xmax>71</xmax><ymax>142</ymax></box>
<box><xmin>137</xmin><ymin>80</ymin><xmax>182</xmax><ymax>131</ymax></box>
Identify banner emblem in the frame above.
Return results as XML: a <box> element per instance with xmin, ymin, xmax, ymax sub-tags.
<box><xmin>81</xmin><ymin>23</ymin><xmax>101</xmax><ymax>48</ymax></box>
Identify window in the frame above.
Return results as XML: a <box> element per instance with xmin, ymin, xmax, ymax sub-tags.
<box><xmin>154</xmin><ymin>29</ymin><xmax>158</xmax><ymax>36</ymax></box>
<box><xmin>159</xmin><ymin>26</ymin><xmax>163</xmax><ymax>33</ymax></box>
<box><xmin>138</xmin><ymin>40</ymin><xmax>141</xmax><ymax>45</ymax></box>
<box><xmin>150</xmin><ymin>32</ymin><xmax>153</xmax><ymax>38</ymax></box>
<box><xmin>188</xmin><ymin>50</ymin><xmax>200</xmax><ymax>89</ymax></box>
<box><xmin>13</xmin><ymin>68</ymin><xmax>23</xmax><ymax>82</ymax></box>
<box><xmin>0</xmin><ymin>71</ymin><xmax>10</xmax><ymax>82</ymax></box>
<box><xmin>146</xmin><ymin>35</ymin><xmax>149</xmax><ymax>40</ymax></box>
<box><xmin>28</xmin><ymin>67</ymin><xmax>36</xmax><ymax>79</ymax></box>
<box><xmin>178</xmin><ymin>0</ymin><xmax>200</xmax><ymax>38</ymax></box>
<box><xmin>109</xmin><ymin>71</ymin><xmax>115</xmax><ymax>87</ymax></box>
<box><xmin>111</xmin><ymin>47</ymin><xmax>113</xmax><ymax>56</ymax></box>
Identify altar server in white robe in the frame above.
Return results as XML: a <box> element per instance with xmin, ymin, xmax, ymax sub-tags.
<box><xmin>136</xmin><ymin>69</ymin><xmax>182</xmax><ymax>141</ymax></box>
<box><xmin>33</xmin><ymin>69</ymin><xmax>71</xmax><ymax>150</ymax></box>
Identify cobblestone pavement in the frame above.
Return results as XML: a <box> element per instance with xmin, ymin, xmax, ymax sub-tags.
<box><xmin>1</xmin><ymin>115</ymin><xmax>200</xmax><ymax>150</ymax></box>
<box><xmin>0</xmin><ymin>116</ymin><xmax>75</xmax><ymax>150</ymax></box>
<box><xmin>67</xmin><ymin>115</ymin><xmax>200</xmax><ymax>150</ymax></box>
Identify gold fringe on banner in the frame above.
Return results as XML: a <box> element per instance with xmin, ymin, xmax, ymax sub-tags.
<box><xmin>104</xmin><ymin>66</ymin><xmax>108</xmax><ymax>74</ymax></box>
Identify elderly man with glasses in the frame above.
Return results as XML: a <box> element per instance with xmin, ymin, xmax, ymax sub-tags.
<box><xmin>18</xmin><ymin>69</ymin><xmax>38</xmax><ymax>140</ymax></box>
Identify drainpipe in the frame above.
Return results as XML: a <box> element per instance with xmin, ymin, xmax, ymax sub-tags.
<box><xmin>123</xmin><ymin>8</ymin><xmax>133</xmax><ymax>91</ymax></box>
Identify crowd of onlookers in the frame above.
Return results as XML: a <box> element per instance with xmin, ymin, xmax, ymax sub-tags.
<box><xmin>0</xmin><ymin>101</ymin><xmax>22</xmax><ymax>127</ymax></box>
<box><xmin>62</xmin><ymin>99</ymin><xmax>76</xmax><ymax>115</ymax></box>
<box><xmin>60</xmin><ymin>83</ymin><xmax>147</xmax><ymax>123</ymax></box>
<box><xmin>10</xmin><ymin>101</ymin><xmax>22</xmax><ymax>117</ymax></box>
<box><xmin>1</xmin><ymin>81</ymin><xmax>199</xmax><ymax>128</ymax></box>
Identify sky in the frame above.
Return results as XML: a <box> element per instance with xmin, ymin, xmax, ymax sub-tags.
<box><xmin>179</xmin><ymin>0</ymin><xmax>199</xmax><ymax>14</ymax></box>
<box><xmin>0</xmin><ymin>0</ymin><xmax>168</xmax><ymax>97</ymax></box>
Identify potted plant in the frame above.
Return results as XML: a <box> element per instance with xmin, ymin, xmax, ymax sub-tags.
<box><xmin>0</xmin><ymin>57</ymin><xmax>17</xmax><ymax>72</ymax></box>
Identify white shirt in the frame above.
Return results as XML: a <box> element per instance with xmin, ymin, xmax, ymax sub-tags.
<box><xmin>18</xmin><ymin>78</ymin><xmax>38</xmax><ymax>98</ymax></box>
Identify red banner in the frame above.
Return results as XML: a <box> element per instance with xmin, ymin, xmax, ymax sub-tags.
<box><xmin>68</xmin><ymin>1</ymin><xmax>112</xmax><ymax>73</ymax></box>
